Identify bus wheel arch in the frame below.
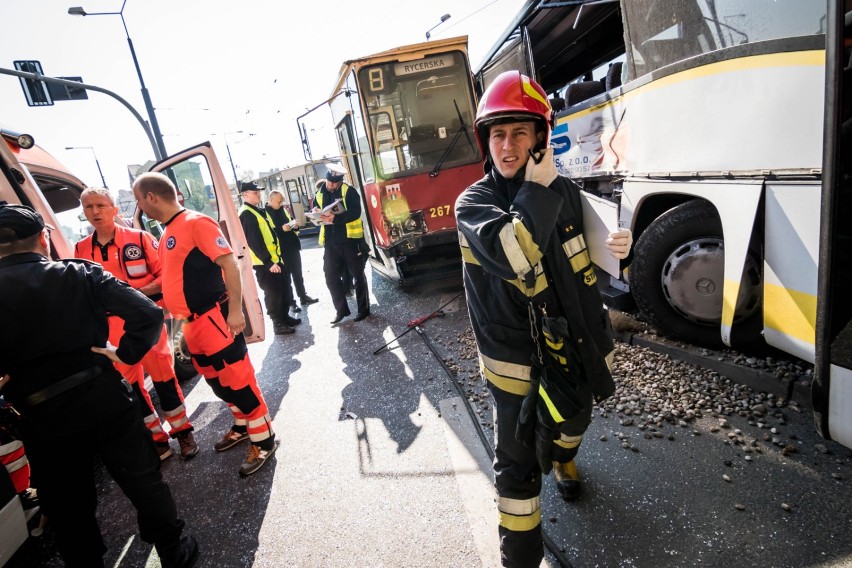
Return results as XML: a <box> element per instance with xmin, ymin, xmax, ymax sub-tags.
<box><xmin>630</xmin><ymin>198</ymin><xmax>762</xmax><ymax>347</ymax></box>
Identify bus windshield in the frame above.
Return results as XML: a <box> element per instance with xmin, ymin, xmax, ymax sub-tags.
<box><xmin>623</xmin><ymin>0</ymin><xmax>826</xmax><ymax>79</ymax></box>
<box><xmin>357</xmin><ymin>50</ymin><xmax>480</xmax><ymax>179</ymax></box>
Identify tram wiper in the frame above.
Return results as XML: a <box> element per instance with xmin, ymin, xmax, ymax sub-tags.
<box><xmin>429</xmin><ymin>99</ymin><xmax>475</xmax><ymax>178</ymax></box>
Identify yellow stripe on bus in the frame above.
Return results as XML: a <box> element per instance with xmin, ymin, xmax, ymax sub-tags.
<box><xmin>763</xmin><ymin>282</ymin><xmax>816</xmax><ymax>346</ymax></box>
<box><xmin>557</xmin><ymin>50</ymin><xmax>825</xmax><ymax>122</ymax></box>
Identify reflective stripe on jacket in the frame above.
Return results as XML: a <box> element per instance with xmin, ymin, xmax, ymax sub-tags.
<box><xmin>317</xmin><ymin>183</ymin><xmax>364</xmax><ymax>246</ymax></box>
<box><xmin>455</xmin><ymin>171</ymin><xmax>615</xmax><ymax>400</ymax></box>
<box><xmin>239</xmin><ymin>204</ymin><xmax>281</xmax><ymax>266</ymax></box>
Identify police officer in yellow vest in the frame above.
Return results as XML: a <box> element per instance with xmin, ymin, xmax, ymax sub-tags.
<box><xmin>313</xmin><ymin>164</ymin><xmax>370</xmax><ymax>324</ymax></box>
<box><xmin>238</xmin><ymin>181</ymin><xmax>302</xmax><ymax>335</ymax></box>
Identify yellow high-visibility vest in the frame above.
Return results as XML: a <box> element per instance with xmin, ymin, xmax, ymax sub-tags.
<box><xmin>317</xmin><ymin>183</ymin><xmax>364</xmax><ymax>246</ymax></box>
<box><xmin>239</xmin><ymin>204</ymin><xmax>281</xmax><ymax>265</ymax></box>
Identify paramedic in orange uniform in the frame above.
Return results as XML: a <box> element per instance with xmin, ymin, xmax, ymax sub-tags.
<box><xmin>75</xmin><ymin>188</ymin><xmax>198</xmax><ymax>461</ymax></box>
<box><xmin>132</xmin><ymin>173</ymin><xmax>278</xmax><ymax>477</ymax></box>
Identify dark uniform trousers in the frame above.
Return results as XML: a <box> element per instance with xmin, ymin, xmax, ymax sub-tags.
<box><xmin>253</xmin><ymin>265</ymin><xmax>294</xmax><ymax>325</ymax></box>
<box><xmin>282</xmin><ymin>243</ymin><xmax>307</xmax><ymax>300</ymax></box>
<box><xmin>20</xmin><ymin>368</ymin><xmax>183</xmax><ymax>567</ymax></box>
<box><xmin>323</xmin><ymin>239</ymin><xmax>368</xmax><ymax>315</ymax></box>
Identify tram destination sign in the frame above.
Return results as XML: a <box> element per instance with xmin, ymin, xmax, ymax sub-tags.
<box><xmin>394</xmin><ymin>55</ymin><xmax>454</xmax><ymax>76</ymax></box>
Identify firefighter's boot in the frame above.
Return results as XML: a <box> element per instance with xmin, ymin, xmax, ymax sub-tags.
<box><xmin>553</xmin><ymin>460</ymin><xmax>581</xmax><ymax>501</ymax></box>
<box><xmin>156</xmin><ymin>535</ymin><xmax>199</xmax><ymax>568</ymax></box>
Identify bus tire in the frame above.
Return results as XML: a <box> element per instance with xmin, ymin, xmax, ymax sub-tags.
<box><xmin>630</xmin><ymin>200</ymin><xmax>762</xmax><ymax>348</ymax></box>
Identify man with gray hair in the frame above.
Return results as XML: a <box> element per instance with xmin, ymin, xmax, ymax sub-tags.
<box><xmin>75</xmin><ymin>188</ymin><xmax>198</xmax><ymax>460</ymax></box>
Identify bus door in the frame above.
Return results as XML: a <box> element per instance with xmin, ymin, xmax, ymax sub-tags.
<box><xmin>143</xmin><ymin>142</ymin><xmax>265</xmax><ymax>344</ymax></box>
<box><xmin>814</xmin><ymin>0</ymin><xmax>852</xmax><ymax>450</ymax></box>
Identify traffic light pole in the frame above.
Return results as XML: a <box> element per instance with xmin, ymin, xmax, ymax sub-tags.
<box><xmin>0</xmin><ymin>67</ymin><xmax>163</xmax><ymax>161</ymax></box>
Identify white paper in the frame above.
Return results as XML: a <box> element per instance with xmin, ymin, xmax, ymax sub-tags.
<box><xmin>579</xmin><ymin>190</ymin><xmax>621</xmax><ymax>277</ymax></box>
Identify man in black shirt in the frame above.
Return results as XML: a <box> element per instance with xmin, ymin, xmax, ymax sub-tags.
<box><xmin>238</xmin><ymin>181</ymin><xmax>301</xmax><ymax>335</ymax></box>
<box><xmin>0</xmin><ymin>203</ymin><xmax>197</xmax><ymax>568</ymax></box>
<box><xmin>265</xmin><ymin>189</ymin><xmax>318</xmax><ymax>311</ymax></box>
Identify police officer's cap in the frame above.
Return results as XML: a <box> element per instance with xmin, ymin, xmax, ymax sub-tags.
<box><xmin>0</xmin><ymin>202</ymin><xmax>52</xmax><ymax>243</ymax></box>
<box><xmin>238</xmin><ymin>181</ymin><xmax>263</xmax><ymax>193</ymax></box>
<box><xmin>325</xmin><ymin>163</ymin><xmax>346</xmax><ymax>183</ymax></box>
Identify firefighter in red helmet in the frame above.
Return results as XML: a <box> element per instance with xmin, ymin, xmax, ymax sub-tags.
<box><xmin>455</xmin><ymin>70</ymin><xmax>632</xmax><ymax>567</ymax></box>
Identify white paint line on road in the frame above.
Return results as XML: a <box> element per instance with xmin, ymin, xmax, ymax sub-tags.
<box><xmin>439</xmin><ymin>397</ymin><xmax>501</xmax><ymax>568</ymax></box>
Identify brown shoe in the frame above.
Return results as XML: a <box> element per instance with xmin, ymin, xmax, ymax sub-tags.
<box><xmin>239</xmin><ymin>441</ymin><xmax>279</xmax><ymax>477</ymax></box>
<box><xmin>214</xmin><ymin>428</ymin><xmax>249</xmax><ymax>452</ymax></box>
<box><xmin>176</xmin><ymin>430</ymin><xmax>199</xmax><ymax>459</ymax></box>
<box><xmin>155</xmin><ymin>442</ymin><xmax>174</xmax><ymax>461</ymax></box>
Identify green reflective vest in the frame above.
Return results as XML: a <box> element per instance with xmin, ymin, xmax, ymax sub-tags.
<box><xmin>239</xmin><ymin>204</ymin><xmax>281</xmax><ymax>265</ymax></box>
<box><xmin>317</xmin><ymin>183</ymin><xmax>364</xmax><ymax>246</ymax></box>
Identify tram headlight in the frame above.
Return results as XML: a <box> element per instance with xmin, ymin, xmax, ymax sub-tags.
<box><xmin>404</xmin><ymin>218</ymin><xmax>418</xmax><ymax>232</ymax></box>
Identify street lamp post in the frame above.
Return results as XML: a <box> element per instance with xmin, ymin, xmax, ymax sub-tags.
<box><xmin>425</xmin><ymin>14</ymin><xmax>451</xmax><ymax>40</ymax></box>
<box><xmin>68</xmin><ymin>0</ymin><xmax>168</xmax><ymax>160</ymax></box>
<box><xmin>214</xmin><ymin>131</ymin><xmax>255</xmax><ymax>190</ymax></box>
<box><xmin>65</xmin><ymin>145</ymin><xmax>107</xmax><ymax>187</ymax></box>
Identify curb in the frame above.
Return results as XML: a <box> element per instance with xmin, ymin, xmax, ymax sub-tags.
<box><xmin>613</xmin><ymin>330</ymin><xmax>812</xmax><ymax>407</ymax></box>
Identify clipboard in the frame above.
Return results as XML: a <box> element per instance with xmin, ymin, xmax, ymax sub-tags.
<box><xmin>579</xmin><ymin>190</ymin><xmax>621</xmax><ymax>277</ymax></box>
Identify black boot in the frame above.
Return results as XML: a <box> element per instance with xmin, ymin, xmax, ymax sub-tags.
<box><xmin>156</xmin><ymin>535</ymin><xmax>199</xmax><ymax>568</ymax></box>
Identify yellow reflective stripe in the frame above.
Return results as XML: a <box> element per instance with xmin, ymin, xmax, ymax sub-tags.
<box><xmin>544</xmin><ymin>336</ymin><xmax>563</xmax><ymax>351</ymax></box>
<box><xmin>569</xmin><ymin>250</ymin><xmax>591</xmax><ymax>273</ymax></box>
<box><xmin>522</xmin><ymin>76</ymin><xmax>550</xmax><ymax>108</ymax></box>
<box><xmin>549</xmin><ymin>353</ymin><xmax>567</xmax><ymax>366</ymax></box>
<box><xmin>505</xmin><ymin>270</ymin><xmax>549</xmax><ymax>297</ymax></box>
<box><xmin>499</xmin><ymin>223</ymin><xmax>533</xmax><ymax>277</ymax></box>
<box><xmin>539</xmin><ymin>384</ymin><xmax>565</xmax><ymax>423</ymax></box>
<box><xmin>562</xmin><ymin>234</ymin><xmax>586</xmax><ymax>257</ymax></box>
<box><xmin>480</xmin><ymin>354</ymin><xmax>531</xmax><ymax>380</ymax></box>
<box><xmin>763</xmin><ymin>282</ymin><xmax>816</xmax><ymax>346</ymax></box>
<box><xmin>480</xmin><ymin>354</ymin><xmax>532</xmax><ymax>396</ymax></box>
<box><xmin>499</xmin><ymin>508</ymin><xmax>541</xmax><ymax>532</ymax></box>
<box><xmin>605</xmin><ymin>350</ymin><xmax>614</xmax><ymax>372</ymax></box>
<box><xmin>498</xmin><ymin>495</ymin><xmax>540</xmax><ymax>516</ymax></box>
<box><xmin>460</xmin><ymin>244</ymin><xmax>481</xmax><ymax>266</ymax></box>
<box><xmin>512</xmin><ymin>218</ymin><xmax>544</xmax><ymax>266</ymax></box>
<box><xmin>554</xmin><ymin>433</ymin><xmax>583</xmax><ymax>449</ymax></box>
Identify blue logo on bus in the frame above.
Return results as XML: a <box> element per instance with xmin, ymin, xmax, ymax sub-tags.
<box><xmin>551</xmin><ymin>122</ymin><xmax>571</xmax><ymax>156</ymax></box>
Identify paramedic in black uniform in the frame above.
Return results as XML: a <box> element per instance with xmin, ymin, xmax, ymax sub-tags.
<box><xmin>0</xmin><ymin>203</ymin><xmax>198</xmax><ymax>568</ymax></box>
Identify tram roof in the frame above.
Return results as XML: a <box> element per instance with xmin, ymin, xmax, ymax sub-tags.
<box><xmin>475</xmin><ymin>0</ymin><xmax>623</xmax><ymax>93</ymax></box>
<box><xmin>329</xmin><ymin>35</ymin><xmax>470</xmax><ymax>98</ymax></box>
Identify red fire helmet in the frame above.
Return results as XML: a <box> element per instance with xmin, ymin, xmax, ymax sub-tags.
<box><xmin>474</xmin><ymin>70</ymin><xmax>553</xmax><ymax>157</ymax></box>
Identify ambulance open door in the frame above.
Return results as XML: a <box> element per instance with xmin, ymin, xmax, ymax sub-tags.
<box><xmin>144</xmin><ymin>142</ymin><xmax>265</xmax><ymax>344</ymax></box>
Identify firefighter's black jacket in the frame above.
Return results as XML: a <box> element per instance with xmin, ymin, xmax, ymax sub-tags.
<box><xmin>455</xmin><ymin>169</ymin><xmax>614</xmax><ymax>399</ymax></box>
<box><xmin>0</xmin><ymin>253</ymin><xmax>162</xmax><ymax>402</ymax></box>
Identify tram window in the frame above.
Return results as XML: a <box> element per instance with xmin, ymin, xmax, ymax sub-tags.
<box><xmin>358</xmin><ymin>51</ymin><xmax>480</xmax><ymax>180</ymax></box>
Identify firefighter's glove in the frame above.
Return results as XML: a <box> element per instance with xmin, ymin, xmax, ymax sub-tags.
<box><xmin>535</xmin><ymin>365</ymin><xmax>586</xmax><ymax>474</ymax></box>
<box><xmin>524</xmin><ymin>147</ymin><xmax>558</xmax><ymax>188</ymax></box>
<box><xmin>516</xmin><ymin>373</ymin><xmax>540</xmax><ymax>450</ymax></box>
<box><xmin>606</xmin><ymin>228</ymin><xmax>632</xmax><ymax>260</ymax></box>
<box><xmin>535</xmin><ymin>420</ymin><xmax>557</xmax><ymax>475</ymax></box>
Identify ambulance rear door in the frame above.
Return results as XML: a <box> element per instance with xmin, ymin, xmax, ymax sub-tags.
<box><xmin>146</xmin><ymin>142</ymin><xmax>265</xmax><ymax>343</ymax></box>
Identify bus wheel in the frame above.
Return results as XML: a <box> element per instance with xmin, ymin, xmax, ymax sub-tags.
<box><xmin>172</xmin><ymin>326</ymin><xmax>198</xmax><ymax>381</ymax></box>
<box><xmin>630</xmin><ymin>200</ymin><xmax>762</xmax><ymax>347</ymax></box>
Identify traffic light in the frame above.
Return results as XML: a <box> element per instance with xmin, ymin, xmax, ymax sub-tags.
<box><xmin>13</xmin><ymin>61</ymin><xmax>53</xmax><ymax>107</ymax></box>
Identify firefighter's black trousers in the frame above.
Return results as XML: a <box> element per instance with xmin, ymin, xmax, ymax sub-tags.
<box><xmin>19</xmin><ymin>369</ymin><xmax>184</xmax><ymax>568</ymax></box>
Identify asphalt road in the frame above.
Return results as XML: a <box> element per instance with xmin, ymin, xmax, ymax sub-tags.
<box><xmin>8</xmin><ymin>236</ymin><xmax>852</xmax><ymax>567</ymax></box>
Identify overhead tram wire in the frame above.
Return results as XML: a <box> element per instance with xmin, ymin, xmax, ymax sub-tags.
<box><xmin>373</xmin><ymin>297</ymin><xmax>574</xmax><ymax>568</ymax></box>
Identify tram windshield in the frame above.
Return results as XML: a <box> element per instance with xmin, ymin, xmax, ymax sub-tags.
<box><xmin>358</xmin><ymin>50</ymin><xmax>480</xmax><ymax>179</ymax></box>
<box><xmin>623</xmin><ymin>0</ymin><xmax>826</xmax><ymax>79</ymax></box>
